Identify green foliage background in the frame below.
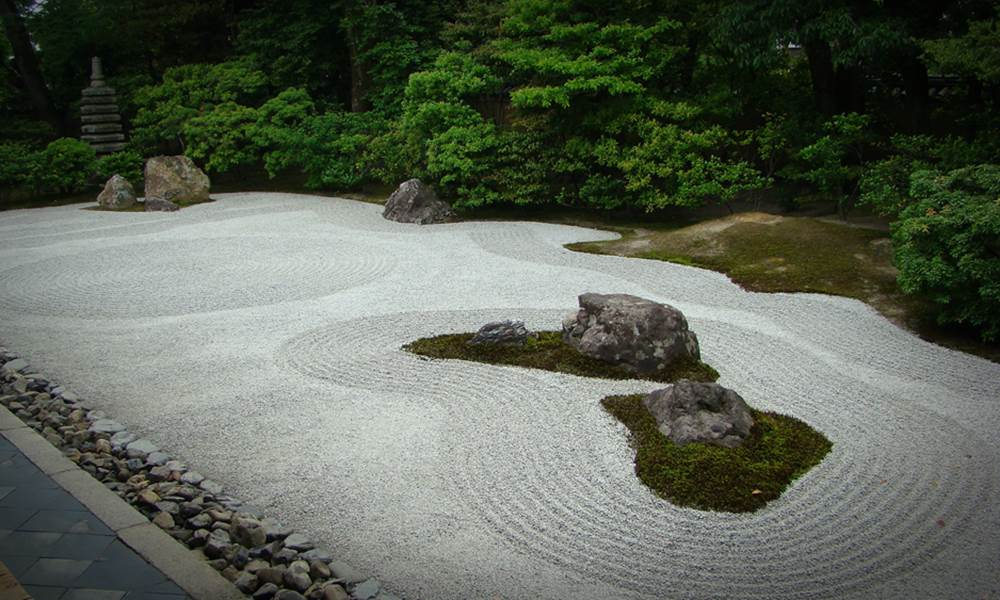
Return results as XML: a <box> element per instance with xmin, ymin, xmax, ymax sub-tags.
<box><xmin>1</xmin><ymin>0</ymin><xmax>998</xmax><ymax>340</ymax></box>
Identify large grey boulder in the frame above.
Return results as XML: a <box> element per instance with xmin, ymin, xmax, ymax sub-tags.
<box><xmin>644</xmin><ymin>381</ymin><xmax>755</xmax><ymax>448</ymax></box>
<box><xmin>382</xmin><ymin>179</ymin><xmax>453</xmax><ymax>225</ymax></box>
<box><xmin>469</xmin><ymin>320</ymin><xmax>534</xmax><ymax>345</ymax></box>
<box><xmin>144</xmin><ymin>155</ymin><xmax>210</xmax><ymax>204</ymax></box>
<box><xmin>97</xmin><ymin>174</ymin><xmax>137</xmax><ymax>210</ymax></box>
<box><xmin>562</xmin><ymin>293</ymin><xmax>700</xmax><ymax>374</ymax></box>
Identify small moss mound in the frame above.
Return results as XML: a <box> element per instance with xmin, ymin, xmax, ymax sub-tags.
<box><xmin>602</xmin><ymin>394</ymin><xmax>832</xmax><ymax>512</ymax></box>
<box><xmin>86</xmin><ymin>197</ymin><xmax>216</xmax><ymax>212</ymax></box>
<box><xmin>403</xmin><ymin>331</ymin><xmax>719</xmax><ymax>383</ymax></box>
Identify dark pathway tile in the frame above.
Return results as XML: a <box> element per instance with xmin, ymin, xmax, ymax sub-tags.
<box><xmin>21</xmin><ymin>584</ymin><xmax>67</xmax><ymax>600</ymax></box>
<box><xmin>0</xmin><ymin>486</ymin><xmax>85</xmax><ymax>510</ymax></box>
<box><xmin>0</xmin><ymin>530</ymin><xmax>62</xmax><ymax>556</ymax></box>
<box><xmin>0</xmin><ymin>506</ymin><xmax>35</xmax><ymax>529</ymax></box>
<box><xmin>61</xmin><ymin>590</ymin><xmax>128</xmax><ymax>600</ymax></box>
<box><xmin>75</xmin><ymin>541</ymin><xmax>171</xmax><ymax>591</ymax></box>
<box><xmin>0</xmin><ymin>556</ymin><xmax>37</xmax><ymax>578</ymax></box>
<box><xmin>19</xmin><ymin>509</ymin><xmax>113</xmax><ymax>534</ymax></box>
<box><xmin>18</xmin><ymin>557</ymin><xmax>93</xmax><ymax>586</ymax></box>
<box><xmin>0</xmin><ymin>455</ymin><xmax>59</xmax><ymax>488</ymax></box>
<box><xmin>0</xmin><ymin>485</ymin><xmax>14</xmax><ymax>500</ymax></box>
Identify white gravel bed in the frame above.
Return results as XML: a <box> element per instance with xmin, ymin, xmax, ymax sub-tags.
<box><xmin>0</xmin><ymin>192</ymin><xmax>997</xmax><ymax>599</ymax></box>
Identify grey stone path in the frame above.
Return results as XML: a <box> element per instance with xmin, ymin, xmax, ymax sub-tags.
<box><xmin>0</xmin><ymin>433</ymin><xmax>190</xmax><ymax>599</ymax></box>
<box><xmin>0</xmin><ymin>193</ymin><xmax>998</xmax><ymax>600</ymax></box>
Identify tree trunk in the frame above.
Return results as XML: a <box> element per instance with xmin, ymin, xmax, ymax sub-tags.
<box><xmin>0</xmin><ymin>0</ymin><xmax>63</xmax><ymax>135</ymax></box>
<box><xmin>804</xmin><ymin>39</ymin><xmax>839</xmax><ymax>116</ymax></box>
<box><xmin>346</xmin><ymin>24</ymin><xmax>369</xmax><ymax>113</ymax></box>
<box><xmin>679</xmin><ymin>32</ymin><xmax>699</xmax><ymax>89</ymax></box>
<box><xmin>899</xmin><ymin>55</ymin><xmax>929</xmax><ymax>131</ymax></box>
<box><xmin>805</xmin><ymin>38</ymin><xmax>867</xmax><ymax>116</ymax></box>
<box><xmin>834</xmin><ymin>63</ymin><xmax>865</xmax><ymax>115</ymax></box>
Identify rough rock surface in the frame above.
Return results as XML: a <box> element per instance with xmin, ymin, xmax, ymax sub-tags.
<box><xmin>643</xmin><ymin>381</ymin><xmax>755</xmax><ymax>448</ymax></box>
<box><xmin>144</xmin><ymin>155</ymin><xmax>210</xmax><ymax>204</ymax></box>
<box><xmin>469</xmin><ymin>320</ymin><xmax>533</xmax><ymax>345</ymax></box>
<box><xmin>144</xmin><ymin>196</ymin><xmax>180</xmax><ymax>212</ymax></box>
<box><xmin>97</xmin><ymin>175</ymin><xmax>137</xmax><ymax>210</ymax></box>
<box><xmin>562</xmin><ymin>293</ymin><xmax>700</xmax><ymax>373</ymax></box>
<box><xmin>381</xmin><ymin>179</ymin><xmax>452</xmax><ymax>225</ymax></box>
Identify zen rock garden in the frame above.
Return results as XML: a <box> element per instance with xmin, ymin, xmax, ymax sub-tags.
<box><xmin>409</xmin><ymin>292</ymin><xmax>831</xmax><ymax>512</ymax></box>
<box><xmin>97</xmin><ymin>154</ymin><xmax>211</xmax><ymax>212</ymax></box>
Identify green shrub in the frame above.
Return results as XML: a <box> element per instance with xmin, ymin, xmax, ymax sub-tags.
<box><xmin>131</xmin><ymin>59</ymin><xmax>268</xmax><ymax>155</ymax></box>
<box><xmin>784</xmin><ymin>113</ymin><xmax>871</xmax><ymax>215</ymax></box>
<box><xmin>892</xmin><ymin>165</ymin><xmax>1000</xmax><ymax>340</ymax></box>
<box><xmin>94</xmin><ymin>150</ymin><xmax>144</xmax><ymax>185</ymax></box>
<box><xmin>32</xmin><ymin>138</ymin><xmax>97</xmax><ymax>194</ymax></box>
<box><xmin>293</xmin><ymin>111</ymin><xmax>385</xmax><ymax>190</ymax></box>
<box><xmin>0</xmin><ymin>143</ymin><xmax>36</xmax><ymax>197</ymax></box>
<box><xmin>252</xmin><ymin>87</ymin><xmax>316</xmax><ymax>178</ymax></box>
<box><xmin>183</xmin><ymin>102</ymin><xmax>261</xmax><ymax>173</ymax></box>
<box><xmin>860</xmin><ymin>134</ymin><xmax>996</xmax><ymax>217</ymax></box>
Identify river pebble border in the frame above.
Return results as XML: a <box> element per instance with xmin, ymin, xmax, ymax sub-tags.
<box><xmin>0</xmin><ymin>345</ymin><xmax>400</xmax><ymax>600</ymax></box>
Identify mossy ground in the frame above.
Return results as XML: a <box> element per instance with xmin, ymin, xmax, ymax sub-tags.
<box><xmin>602</xmin><ymin>394</ymin><xmax>832</xmax><ymax>512</ymax></box>
<box><xmin>568</xmin><ymin>212</ymin><xmax>999</xmax><ymax>362</ymax></box>
<box><xmin>85</xmin><ymin>197</ymin><xmax>216</xmax><ymax>212</ymax></box>
<box><xmin>403</xmin><ymin>331</ymin><xmax>719</xmax><ymax>383</ymax></box>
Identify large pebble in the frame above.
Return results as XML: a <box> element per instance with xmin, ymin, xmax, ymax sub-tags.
<box><xmin>200</xmin><ymin>479</ymin><xmax>223</xmax><ymax>495</ymax></box>
<box><xmin>283</xmin><ymin>533</ymin><xmax>314</xmax><ymax>551</ymax></box>
<box><xmin>2</xmin><ymin>358</ymin><xmax>28</xmax><ymax>373</ymax></box>
<box><xmin>89</xmin><ymin>419</ymin><xmax>125</xmax><ymax>434</ymax></box>
<box><xmin>180</xmin><ymin>471</ymin><xmax>204</xmax><ymax>485</ymax></box>
<box><xmin>234</xmin><ymin>572</ymin><xmax>260</xmax><ymax>593</ymax></box>
<box><xmin>126</xmin><ymin>438</ymin><xmax>158</xmax><ymax>458</ymax></box>
<box><xmin>351</xmin><ymin>579</ymin><xmax>380</xmax><ymax>600</ymax></box>
<box><xmin>252</xmin><ymin>583</ymin><xmax>279</xmax><ymax>599</ymax></box>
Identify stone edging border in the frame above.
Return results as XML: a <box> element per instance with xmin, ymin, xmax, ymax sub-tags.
<box><xmin>0</xmin><ymin>346</ymin><xmax>398</xmax><ymax>600</ymax></box>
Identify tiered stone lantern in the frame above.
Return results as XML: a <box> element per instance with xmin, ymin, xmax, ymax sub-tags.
<box><xmin>80</xmin><ymin>57</ymin><xmax>126</xmax><ymax>154</ymax></box>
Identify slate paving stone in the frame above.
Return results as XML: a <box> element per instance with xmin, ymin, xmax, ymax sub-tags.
<box><xmin>145</xmin><ymin>580</ymin><xmax>186</xmax><ymax>595</ymax></box>
<box><xmin>74</xmin><ymin>541</ymin><xmax>170</xmax><ymax>590</ymax></box>
<box><xmin>0</xmin><ymin>531</ymin><xmax>62</xmax><ymax>556</ymax></box>
<box><xmin>49</xmin><ymin>533</ymin><xmax>117</xmax><ymax>559</ymax></box>
<box><xmin>19</xmin><ymin>509</ymin><xmax>113</xmax><ymax>534</ymax></box>
<box><xmin>0</xmin><ymin>425</ymin><xmax>197</xmax><ymax>600</ymax></box>
<box><xmin>0</xmin><ymin>555</ymin><xmax>38</xmax><ymax>577</ymax></box>
<box><xmin>0</xmin><ymin>486</ymin><xmax>84</xmax><ymax>510</ymax></box>
<box><xmin>0</xmin><ymin>506</ymin><xmax>36</xmax><ymax>529</ymax></box>
<box><xmin>22</xmin><ymin>585</ymin><xmax>67</xmax><ymax>600</ymax></box>
<box><xmin>0</xmin><ymin>531</ymin><xmax>116</xmax><ymax>560</ymax></box>
<box><xmin>19</xmin><ymin>557</ymin><xmax>93</xmax><ymax>586</ymax></box>
<box><xmin>0</xmin><ymin>456</ymin><xmax>59</xmax><ymax>488</ymax></box>
<box><xmin>61</xmin><ymin>590</ymin><xmax>127</xmax><ymax>600</ymax></box>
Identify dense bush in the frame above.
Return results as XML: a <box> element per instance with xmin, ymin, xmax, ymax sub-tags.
<box><xmin>94</xmin><ymin>150</ymin><xmax>144</xmax><ymax>185</ymax></box>
<box><xmin>131</xmin><ymin>59</ymin><xmax>268</xmax><ymax>155</ymax></box>
<box><xmin>892</xmin><ymin>166</ymin><xmax>1000</xmax><ymax>340</ymax></box>
<box><xmin>0</xmin><ymin>143</ymin><xmax>35</xmax><ymax>198</ymax></box>
<box><xmin>32</xmin><ymin>138</ymin><xmax>97</xmax><ymax>194</ymax></box>
<box><xmin>860</xmin><ymin>134</ymin><xmax>996</xmax><ymax>217</ymax></box>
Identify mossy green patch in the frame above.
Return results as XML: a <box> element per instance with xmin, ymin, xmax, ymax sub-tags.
<box><xmin>568</xmin><ymin>212</ymin><xmax>1000</xmax><ymax>362</ymax></box>
<box><xmin>85</xmin><ymin>197</ymin><xmax>216</xmax><ymax>212</ymax></box>
<box><xmin>403</xmin><ymin>331</ymin><xmax>718</xmax><ymax>383</ymax></box>
<box><xmin>602</xmin><ymin>394</ymin><xmax>832</xmax><ymax>512</ymax></box>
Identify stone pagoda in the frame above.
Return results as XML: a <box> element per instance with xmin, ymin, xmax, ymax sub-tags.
<box><xmin>79</xmin><ymin>57</ymin><xmax>126</xmax><ymax>154</ymax></box>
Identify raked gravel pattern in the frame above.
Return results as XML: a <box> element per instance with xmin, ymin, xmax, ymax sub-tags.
<box><xmin>0</xmin><ymin>192</ymin><xmax>998</xmax><ymax>600</ymax></box>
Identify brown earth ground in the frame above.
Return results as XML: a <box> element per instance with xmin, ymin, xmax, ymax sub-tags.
<box><xmin>564</xmin><ymin>212</ymin><xmax>999</xmax><ymax>362</ymax></box>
